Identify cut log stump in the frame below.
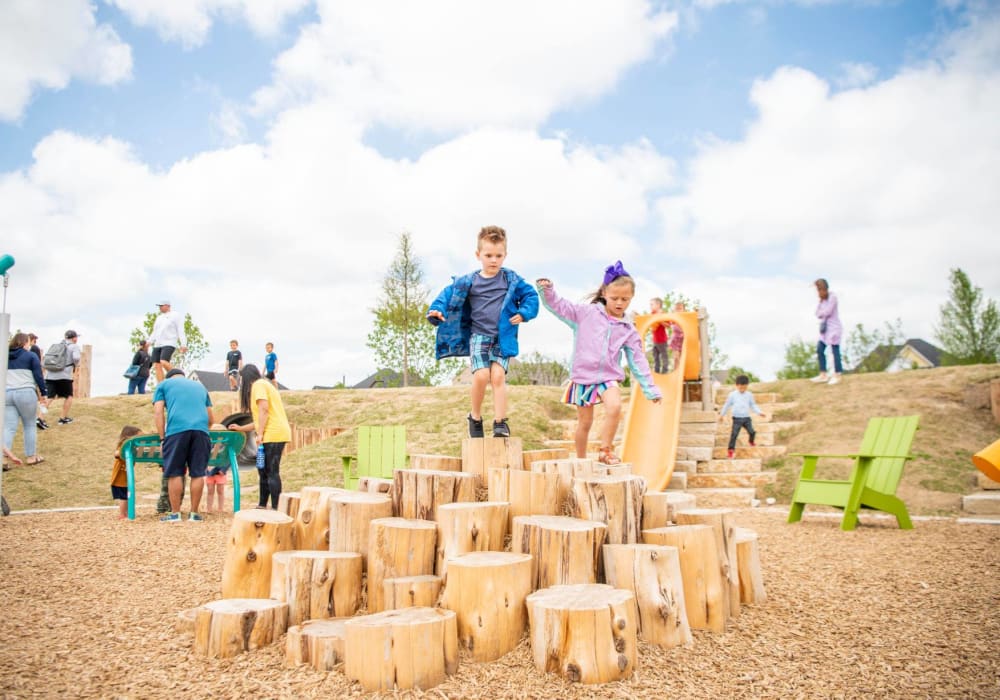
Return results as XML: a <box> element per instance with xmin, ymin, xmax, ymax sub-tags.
<box><xmin>641</xmin><ymin>491</ymin><xmax>696</xmax><ymax>530</ymax></box>
<box><xmin>367</xmin><ymin>517</ymin><xmax>437</xmax><ymax>613</ymax></box>
<box><xmin>383</xmin><ymin>575</ymin><xmax>443</xmax><ymax>610</ymax></box>
<box><xmin>176</xmin><ymin>607</ymin><xmax>197</xmax><ymax>635</ymax></box>
<box><xmin>734</xmin><ymin>527</ymin><xmax>767</xmax><ymax>605</ymax></box>
<box><xmin>512</xmin><ymin>515</ymin><xmax>607</xmax><ymax>590</ymax></box>
<box><xmin>269</xmin><ymin>550</ymin><xmax>362</xmax><ymax>626</ymax></box>
<box><xmin>410</xmin><ymin>454</ymin><xmax>463</xmax><ymax>471</ymax></box>
<box><xmin>643</xmin><ymin>524</ymin><xmax>727</xmax><ymax>633</ymax></box>
<box><xmin>357</xmin><ymin>476</ymin><xmax>394</xmax><ymax>498</ymax></box>
<box><xmin>277</xmin><ymin>491</ymin><xmax>301</xmax><ymax>521</ymax></box>
<box><xmin>676</xmin><ymin>508</ymin><xmax>740</xmax><ymax>618</ymax></box>
<box><xmin>286</xmin><ymin>618</ymin><xmax>348</xmax><ymax>671</ymax></box>
<box><xmin>571</xmin><ymin>475</ymin><xmax>647</xmax><ymax>545</ymax></box>
<box><xmin>295</xmin><ymin>486</ymin><xmax>349</xmax><ymax>550</ymax></box>
<box><xmin>192</xmin><ymin>598</ymin><xmax>288</xmax><ymax>659</ymax></box>
<box><xmin>221</xmin><ymin>509</ymin><xmax>294</xmax><ymax>598</ymax></box>
<box><xmin>603</xmin><ymin>544</ymin><xmax>692</xmax><ymax>648</ymax></box>
<box><xmin>462</xmin><ymin>437</ymin><xmax>524</xmax><ymax>482</ymax></box>
<box><xmin>435</xmin><ymin>501</ymin><xmax>509</xmax><ymax>578</ymax></box>
<box><xmin>488</xmin><ymin>468</ymin><xmax>565</xmax><ymax>529</ymax></box>
<box><xmin>344</xmin><ymin>607</ymin><xmax>459</xmax><ymax>692</ymax></box>
<box><xmin>328</xmin><ymin>492</ymin><xmax>393</xmax><ymax>570</ymax></box>
<box><xmin>440</xmin><ymin>551</ymin><xmax>532</xmax><ymax>662</ymax></box>
<box><xmin>525</xmin><ymin>584</ymin><xmax>637</xmax><ymax>684</ymax></box>
<box><xmin>393</xmin><ymin>468</ymin><xmax>478</xmax><ymax>521</ymax></box>
<box><xmin>522</xmin><ymin>448</ymin><xmax>570</xmax><ymax>470</ymax></box>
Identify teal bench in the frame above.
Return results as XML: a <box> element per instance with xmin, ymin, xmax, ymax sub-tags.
<box><xmin>121</xmin><ymin>431</ymin><xmax>246</xmax><ymax>520</ymax></box>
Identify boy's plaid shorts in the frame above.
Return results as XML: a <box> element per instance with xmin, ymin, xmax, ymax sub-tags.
<box><xmin>470</xmin><ymin>334</ymin><xmax>509</xmax><ymax>372</ymax></box>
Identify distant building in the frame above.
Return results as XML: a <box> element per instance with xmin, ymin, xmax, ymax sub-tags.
<box><xmin>189</xmin><ymin>369</ymin><xmax>289</xmax><ymax>392</ymax></box>
<box><xmin>885</xmin><ymin>339</ymin><xmax>945</xmax><ymax>372</ymax></box>
<box><xmin>352</xmin><ymin>369</ymin><xmax>428</xmax><ymax>388</ymax></box>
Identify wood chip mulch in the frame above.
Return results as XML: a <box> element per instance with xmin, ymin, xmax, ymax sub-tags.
<box><xmin>1</xmin><ymin>509</ymin><xmax>998</xmax><ymax>699</ymax></box>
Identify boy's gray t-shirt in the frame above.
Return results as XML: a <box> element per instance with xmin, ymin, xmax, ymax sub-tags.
<box><xmin>468</xmin><ymin>272</ymin><xmax>508</xmax><ymax>337</ymax></box>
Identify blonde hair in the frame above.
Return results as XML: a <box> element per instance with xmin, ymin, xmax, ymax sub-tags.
<box><xmin>589</xmin><ymin>275</ymin><xmax>635</xmax><ymax>305</ymax></box>
<box><xmin>477</xmin><ymin>226</ymin><xmax>507</xmax><ymax>249</ymax></box>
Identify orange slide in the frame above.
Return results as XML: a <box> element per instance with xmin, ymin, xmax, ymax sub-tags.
<box><xmin>621</xmin><ymin>311</ymin><xmax>700</xmax><ymax>492</ymax></box>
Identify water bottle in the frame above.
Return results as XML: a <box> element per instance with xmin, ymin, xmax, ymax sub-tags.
<box><xmin>256</xmin><ymin>444</ymin><xmax>265</xmax><ymax>471</ymax></box>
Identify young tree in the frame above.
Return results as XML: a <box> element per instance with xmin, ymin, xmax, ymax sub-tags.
<box><xmin>507</xmin><ymin>351</ymin><xmax>570</xmax><ymax>386</ymax></box>
<box><xmin>846</xmin><ymin>319</ymin><xmax>905</xmax><ymax>373</ymax></box>
<box><xmin>366</xmin><ymin>233</ymin><xmax>461</xmax><ymax>386</ymax></box>
<box><xmin>776</xmin><ymin>337</ymin><xmax>819</xmax><ymax>380</ymax></box>
<box><xmin>129</xmin><ymin>312</ymin><xmax>209</xmax><ymax>378</ymax></box>
<box><xmin>935</xmin><ymin>268</ymin><xmax>1000</xmax><ymax>365</ymax></box>
<box><xmin>725</xmin><ymin>366</ymin><xmax>760</xmax><ymax>384</ymax></box>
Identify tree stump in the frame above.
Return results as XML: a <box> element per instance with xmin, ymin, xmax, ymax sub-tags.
<box><xmin>734</xmin><ymin>527</ymin><xmax>766</xmax><ymax>605</ymax></box>
<box><xmin>440</xmin><ymin>551</ymin><xmax>532</xmax><ymax>662</ymax></box>
<box><xmin>411</xmin><ymin>454</ymin><xmax>463</xmax><ymax>471</ymax></box>
<box><xmin>277</xmin><ymin>491</ymin><xmax>301</xmax><ymax>521</ymax></box>
<box><xmin>571</xmin><ymin>475</ymin><xmax>647</xmax><ymax>545</ymax></box>
<box><xmin>176</xmin><ymin>607</ymin><xmax>197</xmax><ymax>635</ymax></box>
<box><xmin>522</xmin><ymin>448</ymin><xmax>570</xmax><ymax>469</ymax></box>
<box><xmin>221</xmin><ymin>509</ymin><xmax>294</xmax><ymax>598</ymax></box>
<box><xmin>643</xmin><ymin>524</ymin><xmax>727</xmax><ymax>632</ymax></box>
<box><xmin>393</xmin><ymin>469</ymin><xmax>477</xmax><ymax>521</ymax></box>
<box><xmin>344</xmin><ymin>607</ymin><xmax>459</xmax><ymax>692</ymax></box>
<box><xmin>462</xmin><ymin>437</ymin><xmax>524</xmax><ymax>482</ymax></box>
<box><xmin>383</xmin><ymin>575</ymin><xmax>443</xmax><ymax>610</ymax></box>
<box><xmin>357</xmin><ymin>476</ymin><xmax>394</xmax><ymax>498</ymax></box>
<box><xmin>192</xmin><ymin>598</ymin><xmax>288</xmax><ymax>659</ymax></box>
<box><xmin>676</xmin><ymin>508</ymin><xmax>740</xmax><ymax>618</ymax></box>
<box><xmin>602</xmin><ymin>544</ymin><xmax>692</xmax><ymax>648</ymax></box>
<box><xmin>269</xmin><ymin>550</ymin><xmax>362</xmax><ymax>626</ymax></box>
<box><xmin>367</xmin><ymin>517</ymin><xmax>438</xmax><ymax>613</ymax></box>
<box><xmin>488</xmin><ymin>468</ymin><xmax>565</xmax><ymax>530</ymax></box>
<box><xmin>530</xmin><ymin>457</ymin><xmax>601</xmax><ymax>480</ymax></box>
<box><xmin>295</xmin><ymin>486</ymin><xmax>349</xmax><ymax>550</ymax></box>
<box><xmin>435</xmin><ymin>501</ymin><xmax>509</xmax><ymax>578</ymax></box>
<box><xmin>286</xmin><ymin>618</ymin><xmax>348</xmax><ymax>671</ymax></box>
<box><xmin>641</xmin><ymin>491</ymin><xmax>696</xmax><ymax>531</ymax></box>
<box><xmin>512</xmin><ymin>515</ymin><xmax>607</xmax><ymax>590</ymax></box>
<box><xmin>525</xmin><ymin>584</ymin><xmax>637</xmax><ymax>684</ymax></box>
<box><xmin>328</xmin><ymin>492</ymin><xmax>393</xmax><ymax>570</ymax></box>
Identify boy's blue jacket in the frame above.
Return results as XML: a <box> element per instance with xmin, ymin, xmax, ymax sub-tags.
<box><xmin>427</xmin><ymin>268</ymin><xmax>539</xmax><ymax>359</ymax></box>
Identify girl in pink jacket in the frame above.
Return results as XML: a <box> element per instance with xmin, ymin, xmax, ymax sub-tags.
<box><xmin>537</xmin><ymin>261</ymin><xmax>661</xmax><ymax>465</ymax></box>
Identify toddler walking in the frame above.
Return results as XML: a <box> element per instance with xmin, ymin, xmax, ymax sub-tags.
<box><xmin>205</xmin><ymin>450</ymin><xmax>229</xmax><ymax>513</ymax></box>
<box><xmin>111</xmin><ymin>425</ymin><xmax>143</xmax><ymax>519</ymax></box>
<box><xmin>719</xmin><ymin>375</ymin><xmax>767</xmax><ymax>458</ymax></box>
<box><xmin>537</xmin><ymin>261</ymin><xmax>661</xmax><ymax>465</ymax></box>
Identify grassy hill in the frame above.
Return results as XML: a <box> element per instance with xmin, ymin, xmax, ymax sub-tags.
<box><xmin>3</xmin><ymin>364</ymin><xmax>998</xmax><ymax>514</ymax></box>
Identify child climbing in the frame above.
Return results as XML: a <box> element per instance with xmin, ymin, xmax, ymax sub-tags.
<box><xmin>719</xmin><ymin>375</ymin><xmax>767</xmax><ymax>458</ymax></box>
<box><xmin>111</xmin><ymin>425</ymin><xmax>143</xmax><ymax>519</ymax></box>
<box><xmin>537</xmin><ymin>261</ymin><xmax>662</xmax><ymax>465</ymax></box>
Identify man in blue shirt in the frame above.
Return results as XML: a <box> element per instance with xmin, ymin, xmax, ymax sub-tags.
<box><xmin>719</xmin><ymin>375</ymin><xmax>768</xmax><ymax>459</ymax></box>
<box><xmin>153</xmin><ymin>368</ymin><xmax>214</xmax><ymax>521</ymax></box>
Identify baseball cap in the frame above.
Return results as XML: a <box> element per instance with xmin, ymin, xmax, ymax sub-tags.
<box><xmin>165</xmin><ymin>368</ymin><xmax>185</xmax><ymax>379</ymax></box>
<box><xmin>156</xmin><ymin>300</ymin><xmax>171</xmax><ymax>306</ymax></box>
<box><xmin>64</xmin><ymin>330</ymin><xmax>78</xmax><ymax>339</ymax></box>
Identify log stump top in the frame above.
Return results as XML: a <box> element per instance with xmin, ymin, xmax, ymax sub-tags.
<box><xmin>436</xmin><ymin>501</ymin><xmax>510</xmax><ymax>514</ymax></box>
<box><xmin>527</xmin><ymin>583</ymin><xmax>634</xmax><ymax>611</ymax></box>
<box><xmin>233</xmin><ymin>509</ymin><xmax>293</xmax><ymax>526</ymax></box>
<box><xmin>344</xmin><ymin>605</ymin><xmax>456</xmax><ymax>629</ymax></box>
<box><xmin>301</xmin><ymin>486</ymin><xmax>351</xmax><ymax>496</ymax></box>
<box><xmin>370</xmin><ymin>516</ymin><xmax>438</xmax><ymax>531</ymax></box>
<box><xmin>330</xmin><ymin>492</ymin><xmax>391</xmax><ymax>505</ymax></box>
<box><xmin>513</xmin><ymin>515</ymin><xmax>605</xmax><ymax>532</ymax></box>
<box><xmin>202</xmin><ymin>598</ymin><xmax>286</xmax><ymax>614</ymax></box>
<box><xmin>676</xmin><ymin>507</ymin><xmax>735</xmax><ymax>517</ymax></box>
<box><xmin>279</xmin><ymin>549</ymin><xmax>362</xmax><ymax>560</ymax></box>
<box><xmin>396</xmin><ymin>468</ymin><xmax>478</xmax><ymax>479</ymax></box>
<box><xmin>294</xmin><ymin>617</ymin><xmax>348</xmax><ymax>637</ymax></box>
<box><xmin>449</xmin><ymin>551</ymin><xmax>532</xmax><ymax>568</ymax></box>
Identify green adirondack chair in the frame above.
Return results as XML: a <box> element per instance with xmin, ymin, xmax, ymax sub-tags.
<box><xmin>341</xmin><ymin>425</ymin><xmax>407</xmax><ymax>489</ymax></box>
<box><xmin>787</xmin><ymin>415</ymin><xmax>919</xmax><ymax>531</ymax></box>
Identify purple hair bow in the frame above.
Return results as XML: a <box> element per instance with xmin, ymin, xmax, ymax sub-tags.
<box><xmin>603</xmin><ymin>260</ymin><xmax>630</xmax><ymax>286</ymax></box>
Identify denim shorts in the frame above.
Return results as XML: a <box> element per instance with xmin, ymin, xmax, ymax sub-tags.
<box><xmin>470</xmin><ymin>334</ymin><xmax>509</xmax><ymax>372</ymax></box>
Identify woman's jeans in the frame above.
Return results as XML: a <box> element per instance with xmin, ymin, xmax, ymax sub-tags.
<box><xmin>817</xmin><ymin>340</ymin><xmax>843</xmax><ymax>374</ymax></box>
<box><xmin>4</xmin><ymin>387</ymin><xmax>39</xmax><ymax>456</ymax></box>
<box><xmin>128</xmin><ymin>376</ymin><xmax>148</xmax><ymax>395</ymax></box>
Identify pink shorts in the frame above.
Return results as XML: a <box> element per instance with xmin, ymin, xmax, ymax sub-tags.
<box><xmin>205</xmin><ymin>473</ymin><xmax>228</xmax><ymax>486</ymax></box>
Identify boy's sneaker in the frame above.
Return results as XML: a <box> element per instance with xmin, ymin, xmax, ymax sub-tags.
<box><xmin>58</xmin><ymin>417</ymin><xmax>73</xmax><ymax>424</ymax></box>
<box><xmin>188</xmin><ymin>513</ymin><xmax>204</xmax><ymax>522</ymax></box>
<box><xmin>159</xmin><ymin>512</ymin><xmax>181</xmax><ymax>523</ymax></box>
<box><xmin>492</xmin><ymin>419</ymin><xmax>510</xmax><ymax>438</ymax></box>
<box><xmin>467</xmin><ymin>414</ymin><xmax>484</xmax><ymax>438</ymax></box>
<box><xmin>749</xmin><ymin>439</ymin><xmax>756</xmax><ymax>447</ymax></box>
<box><xmin>727</xmin><ymin>449</ymin><xmax>735</xmax><ymax>459</ymax></box>
<box><xmin>36</xmin><ymin>418</ymin><xmax>49</xmax><ymax>430</ymax></box>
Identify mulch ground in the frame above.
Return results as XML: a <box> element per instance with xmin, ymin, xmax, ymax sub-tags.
<box><xmin>1</xmin><ymin>508</ymin><xmax>998</xmax><ymax>699</ymax></box>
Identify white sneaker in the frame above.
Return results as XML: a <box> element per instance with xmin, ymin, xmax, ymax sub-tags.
<box><xmin>810</xmin><ymin>374</ymin><xmax>828</xmax><ymax>383</ymax></box>
<box><xmin>828</xmin><ymin>374</ymin><xmax>840</xmax><ymax>385</ymax></box>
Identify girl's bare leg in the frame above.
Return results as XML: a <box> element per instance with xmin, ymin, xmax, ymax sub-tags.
<box><xmin>575</xmin><ymin>405</ymin><xmax>594</xmax><ymax>458</ymax></box>
<box><xmin>599</xmin><ymin>386</ymin><xmax>623</xmax><ymax>450</ymax></box>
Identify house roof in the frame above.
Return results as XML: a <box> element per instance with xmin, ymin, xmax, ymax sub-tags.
<box><xmin>352</xmin><ymin>369</ymin><xmax>428</xmax><ymax>389</ymax></box>
<box><xmin>189</xmin><ymin>369</ymin><xmax>289</xmax><ymax>392</ymax></box>
<box><xmin>901</xmin><ymin>338</ymin><xmax>943</xmax><ymax>367</ymax></box>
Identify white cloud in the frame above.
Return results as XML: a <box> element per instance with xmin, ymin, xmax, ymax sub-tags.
<box><xmin>253</xmin><ymin>0</ymin><xmax>678</xmax><ymax>131</ymax></box>
<box><xmin>836</xmin><ymin>61</ymin><xmax>877</xmax><ymax>88</ymax></box>
<box><xmin>657</xmin><ymin>11</ymin><xmax>1000</xmax><ymax>378</ymax></box>
<box><xmin>0</xmin><ymin>0</ymin><xmax>132</xmax><ymax>121</ymax></box>
<box><xmin>109</xmin><ymin>0</ymin><xmax>310</xmax><ymax>47</ymax></box>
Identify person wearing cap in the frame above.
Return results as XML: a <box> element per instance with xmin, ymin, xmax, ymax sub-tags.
<box><xmin>43</xmin><ymin>330</ymin><xmax>82</xmax><ymax>425</ymax></box>
<box><xmin>153</xmin><ymin>368</ymin><xmax>214</xmax><ymax>522</ymax></box>
<box><xmin>149</xmin><ymin>301</ymin><xmax>187</xmax><ymax>384</ymax></box>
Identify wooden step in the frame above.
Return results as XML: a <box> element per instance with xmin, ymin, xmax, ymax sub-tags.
<box><xmin>687</xmin><ymin>472</ymin><xmax>776</xmax><ymax>490</ymax></box>
<box><xmin>962</xmin><ymin>493</ymin><xmax>1000</xmax><ymax>515</ymax></box>
<box><xmin>698</xmin><ymin>459</ymin><xmax>761</xmax><ymax>474</ymax></box>
<box><xmin>712</xmin><ymin>445</ymin><xmax>787</xmax><ymax>460</ymax></box>
<box><xmin>684</xmin><ymin>488</ymin><xmax>756</xmax><ymax>508</ymax></box>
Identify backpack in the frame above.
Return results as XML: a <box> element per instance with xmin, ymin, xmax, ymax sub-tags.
<box><xmin>43</xmin><ymin>341</ymin><xmax>71</xmax><ymax>372</ymax></box>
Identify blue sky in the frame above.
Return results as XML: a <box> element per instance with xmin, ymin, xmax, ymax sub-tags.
<box><xmin>1</xmin><ymin>0</ymin><xmax>997</xmax><ymax>397</ymax></box>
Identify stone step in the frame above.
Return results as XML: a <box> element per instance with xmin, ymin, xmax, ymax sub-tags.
<box><xmin>712</xmin><ymin>445</ymin><xmax>787</xmax><ymax>460</ymax></box>
<box><xmin>667</xmin><ymin>471</ymin><xmax>687</xmax><ymax>490</ymax></box>
<box><xmin>684</xmin><ymin>487</ymin><xmax>756</xmax><ymax>508</ymax></box>
<box><xmin>676</xmin><ymin>446</ymin><xmax>713</xmax><ymax>462</ymax></box>
<box><xmin>677</xmin><ymin>433</ymin><xmax>717</xmax><ymax>448</ymax></box>
<box><xmin>720</xmin><ymin>432</ymin><xmax>775</xmax><ymax>447</ymax></box>
<box><xmin>687</xmin><ymin>472</ymin><xmax>776</xmax><ymax>490</ymax></box>
<box><xmin>698</xmin><ymin>459</ymin><xmax>762</xmax><ymax>474</ymax></box>
<box><xmin>962</xmin><ymin>493</ymin><xmax>1000</xmax><ymax>515</ymax></box>
<box><xmin>674</xmin><ymin>459</ymin><xmax>698</xmax><ymax>475</ymax></box>
<box><xmin>681</xmin><ymin>423</ymin><xmax>719</xmax><ymax>436</ymax></box>
<box><xmin>679</xmin><ymin>410</ymin><xmax>718</xmax><ymax>424</ymax></box>
<box><xmin>976</xmin><ymin>473</ymin><xmax>1000</xmax><ymax>490</ymax></box>
<box><xmin>715</xmin><ymin>420</ymin><xmax>804</xmax><ymax>436</ymax></box>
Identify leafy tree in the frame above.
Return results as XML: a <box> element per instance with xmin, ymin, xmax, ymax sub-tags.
<box><xmin>367</xmin><ymin>233</ymin><xmax>461</xmax><ymax>386</ymax></box>
<box><xmin>935</xmin><ymin>268</ymin><xmax>1000</xmax><ymax>365</ymax></box>
<box><xmin>655</xmin><ymin>293</ymin><xmax>730</xmax><ymax>370</ymax></box>
<box><xmin>129</xmin><ymin>312</ymin><xmax>209</xmax><ymax>377</ymax></box>
<box><xmin>846</xmin><ymin>319</ymin><xmax>905</xmax><ymax>373</ymax></box>
<box><xmin>726</xmin><ymin>366</ymin><xmax>760</xmax><ymax>384</ymax></box>
<box><xmin>507</xmin><ymin>351</ymin><xmax>570</xmax><ymax>386</ymax></box>
<box><xmin>776</xmin><ymin>337</ymin><xmax>819</xmax><ymax>380</ymax></box>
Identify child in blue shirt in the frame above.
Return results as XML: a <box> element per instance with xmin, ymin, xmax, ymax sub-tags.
<box><xmin>719</xmin><ymin>375</ymin><xmax>768</xmax><ymax>458</ymax></box>
<box><xmin>427</xmin><ymin>226</ymin><xmax>538</xmax><ymax>438</ymax></box>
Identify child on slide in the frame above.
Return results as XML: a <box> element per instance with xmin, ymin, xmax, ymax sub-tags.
<box><xmin>537</xmin><ymin>261</ymin><xmax>661</xmax><ymax>465</ymax></box>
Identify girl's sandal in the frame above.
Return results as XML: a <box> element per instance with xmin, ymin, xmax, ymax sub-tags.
<box><xmin>598</xmin><ymin>447</ymin><xmax>621</xmax><ymax>466</ymax></box>
<box><xmin>26</xmin><ymin>456</ymin><xmax>45</xmax><ymax>465</ymax></box>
